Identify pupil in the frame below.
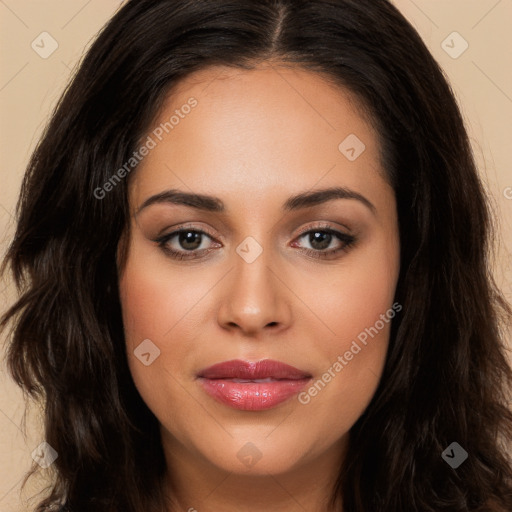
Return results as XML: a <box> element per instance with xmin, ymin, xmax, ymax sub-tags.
<box><xmin>179</xmin><ymin>231</ymin><xmax>201</xmax><ymax>250</ymax></box>
<box><xmin>310</xmin><ymin>231</ymin><xmax>331</xmax><ymax>250</ymax></box>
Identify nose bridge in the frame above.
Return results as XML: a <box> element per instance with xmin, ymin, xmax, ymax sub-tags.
<box><xmin>232</xmin><ymin>234</ymin><xmax>277</xmax><ymax>307</ymax></box>
<box><xmin>217</xmin><ymin>233</ymin><xmax>290</xmax><ymax>334</ymax></box>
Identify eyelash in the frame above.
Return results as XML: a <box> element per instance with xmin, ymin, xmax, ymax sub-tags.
<box><xmin>153</xmin><ymin>223</ymin><xmax>356</xmax><ymax>261</ymax></box>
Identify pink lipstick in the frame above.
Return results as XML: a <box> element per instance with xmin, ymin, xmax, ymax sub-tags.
<box><xmin>197</xmin><ymin>359</ymin><xmax>311</xmax><ymax>411</ymax></box>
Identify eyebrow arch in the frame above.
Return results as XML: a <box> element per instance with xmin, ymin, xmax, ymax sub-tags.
<box><xmin>136</xmin><ymin>186</ymin><xmax>376</xmax><ymax>215</ymax></box>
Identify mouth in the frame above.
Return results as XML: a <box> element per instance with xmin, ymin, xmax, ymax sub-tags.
<box><xmin>197</xmin><ymin>359</ymin><xmax>312</xmax><ymax>411</ymax></box>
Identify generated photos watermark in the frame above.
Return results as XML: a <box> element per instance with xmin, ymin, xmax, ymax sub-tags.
<box><xmin>94</xmin><ymin>97</ymin><xmax>198</xmax><ymax>200</ymax></box>
<box><xmin>298</xmin><ymin>301</ymin><xmax>402</xmax><ymax>405</ymax></box>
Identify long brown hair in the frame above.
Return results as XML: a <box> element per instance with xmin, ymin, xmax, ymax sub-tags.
<box><xmin>2</xmin><ymin>0</ymin><xmax>512</xmax><ymax>510</ymax></box>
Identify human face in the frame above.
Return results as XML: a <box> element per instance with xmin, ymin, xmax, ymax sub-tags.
<box><xmin>118</xmin><ymin>64</ymin><xmax>400</xmax><ymax>481</ymax></box>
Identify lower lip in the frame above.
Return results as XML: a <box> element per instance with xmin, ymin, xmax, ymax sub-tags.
<box><xmin>198</xmin><ymin>378</ymin><xmax>311</xmax><ymax>411</ymax></box>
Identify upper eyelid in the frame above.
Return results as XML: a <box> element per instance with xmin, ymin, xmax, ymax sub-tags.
<box><xmin>295</xmin><ymin>222</ymin><xmax>352</xmax><ymax>236</ymax></box>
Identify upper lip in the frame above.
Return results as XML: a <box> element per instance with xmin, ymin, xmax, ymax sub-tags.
<box><xmin>197</xmin><ymin>359</ymin><xmax>311</xmax><ymax>380</ymax></box>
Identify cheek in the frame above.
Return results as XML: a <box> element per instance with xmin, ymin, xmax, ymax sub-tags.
<box><xmin>119</xmin><ymin>262</ymin><xmax>193</xmax><ymax>344</ymax></box>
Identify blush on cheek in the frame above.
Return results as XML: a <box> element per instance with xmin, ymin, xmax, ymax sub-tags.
<box><xmin>119</xmin><ymin>251</ymin><xmax>173</xmax><ymax>339</ymax></box>
<box><xmin>119</xmin><ymin>281</ymin><xmax>154</xmax><ymax>348</ymax></box>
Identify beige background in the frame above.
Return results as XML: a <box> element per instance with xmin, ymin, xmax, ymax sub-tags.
<box><xmin>1</xmin><ymin>1</ymin><xmax>511</xmax><ymax>510</ymax></box>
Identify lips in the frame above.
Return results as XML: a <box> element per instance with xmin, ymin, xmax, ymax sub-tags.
<box><xmin>197</xmin><ymin>359</ymin><xmax>312</xmax><ymax>411</ymax></box>
<box><xmin>198</xmin><ymin>359</ymin><xmax>311</xmax><ymax>380</ymax></box>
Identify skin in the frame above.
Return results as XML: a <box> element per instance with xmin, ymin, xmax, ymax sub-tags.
<box><xmin>118</xmin><ymin>62</ymin><xmax>400</xmax><ymax>512</ymax></box>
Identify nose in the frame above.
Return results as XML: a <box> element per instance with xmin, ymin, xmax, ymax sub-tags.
<box><xmin>216</xmin><ymin>243</ymin><xmax>292</xmax><ymax>337</ymax></box>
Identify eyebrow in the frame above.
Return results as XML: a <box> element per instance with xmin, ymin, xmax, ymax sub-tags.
<box><xmin>136</xmin><ymin>186</ymin><xmax>376</xmax><ymax>215</ymax></box>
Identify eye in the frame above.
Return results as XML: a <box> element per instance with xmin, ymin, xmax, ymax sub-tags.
<box><xmin>154</xmin><ymin>227</ymin><xmax>220</xmax><ymax>261</ymax></box>
<box><xmin>153</xmin><ymin>223</ymin><xmax>356</xmax><ymax>261</ymax></box>
<box><xmin>292</xmin><ymin>224</ymin><xmax>356</xmax><ymax>259</ymax></box>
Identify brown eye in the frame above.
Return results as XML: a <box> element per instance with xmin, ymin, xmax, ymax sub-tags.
<box><xmin>154</xmin><ymin>228</ymin><xmax>220</xmax><ymax>261</ymax></box>
<box><xmin>177</xmin><ymin>231</ymin><xmax>203</xmax><ymax>251</ymax></box>
<box><xmin>293</xmin><ymin>226</ymin><xmax>356</xmax><ymax>260</ymax></box>
<box><xmin>305</xmin><ymin>231</ymin><xmax>333</xmax><ymax>251</ymax></box>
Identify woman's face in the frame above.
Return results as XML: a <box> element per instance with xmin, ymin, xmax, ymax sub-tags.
<box><xmin>118</xmin><ymin>64</ymin><xmax>400</xmax><ymax>479</ymax></box>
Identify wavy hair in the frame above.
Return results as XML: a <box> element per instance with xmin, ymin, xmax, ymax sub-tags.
<box><xmin>1</xmin><ymin>0</ymin><xmax>512</xmax><ymax>510</ymax></box>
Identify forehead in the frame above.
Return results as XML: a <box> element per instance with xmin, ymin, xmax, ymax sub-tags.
<box><xmin>129</xmin><ymin>63</ymin><xmax>387</xmax><ymax>212</ymax></box>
